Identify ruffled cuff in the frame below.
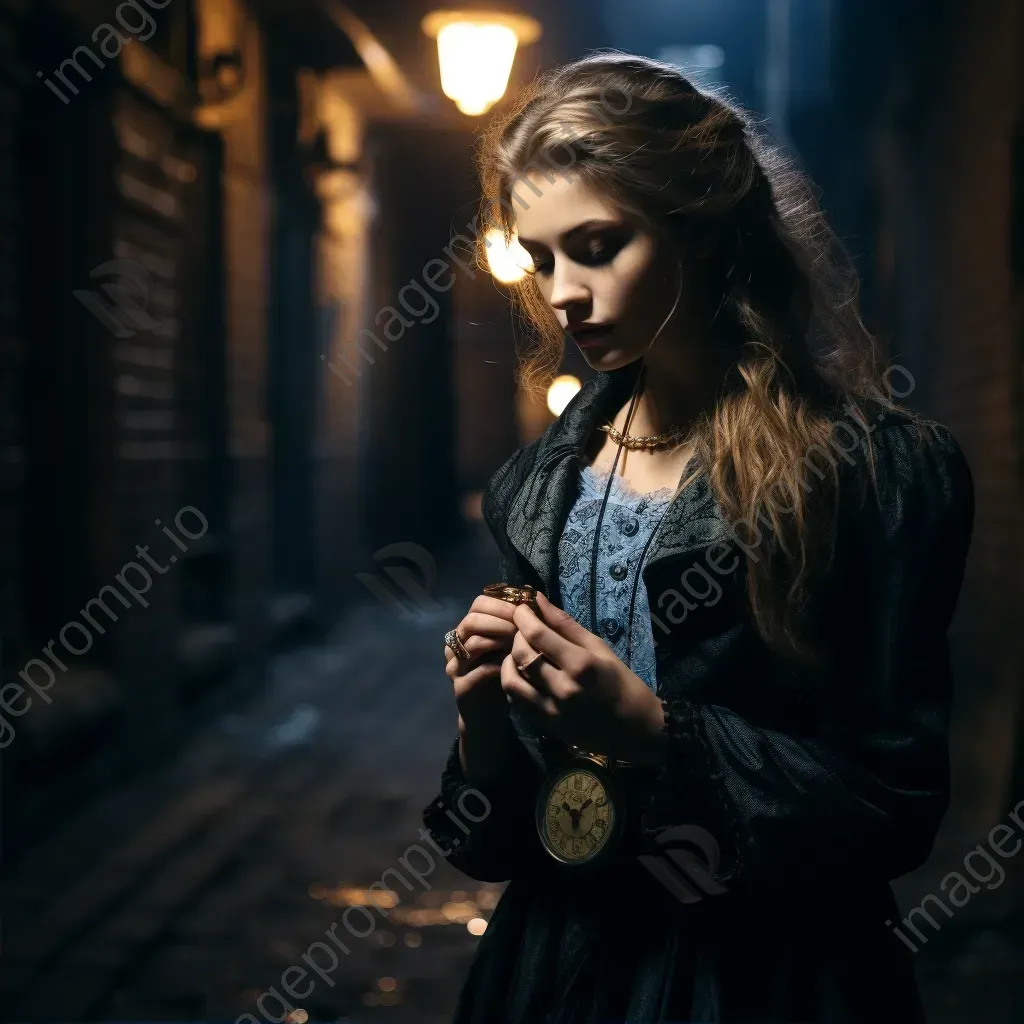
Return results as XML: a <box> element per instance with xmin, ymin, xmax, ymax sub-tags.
<box><xmin>639</xmin><ymin>696</ymin><xmax>745</xmax><ymax>888</ymax></box>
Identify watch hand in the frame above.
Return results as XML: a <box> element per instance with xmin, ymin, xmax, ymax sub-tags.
<box><xmin>579</xmin><ymin>798</ymin><xmax>592</xmax><ymax>812</ymax></box>
<box><xmin>562</xmin><ymin>801</ymin><xmax>572</xmax><ymax>814</ymax></box>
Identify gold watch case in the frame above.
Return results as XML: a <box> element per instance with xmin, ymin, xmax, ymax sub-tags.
<box><xmin>535</xmin><ymin>750</ymin><xmax>626</xmax><ymax>868</ymax></box>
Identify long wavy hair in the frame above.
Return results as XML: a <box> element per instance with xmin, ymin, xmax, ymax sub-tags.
<box><xmin>474</xmin><ymin>52</ymin><xmax>936</xmax><ymax>667</ymax></box>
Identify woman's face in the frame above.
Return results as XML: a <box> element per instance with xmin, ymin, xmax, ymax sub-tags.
<box><xmin>513</xmin><ymin>171</ymin><xmax>685</xmax><ymax>371</ymax></box>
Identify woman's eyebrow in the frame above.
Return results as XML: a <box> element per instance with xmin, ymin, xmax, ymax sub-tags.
<box><xmin>517</xmin><ymin>218</ymin><xmax>623</xmax><ymax>248</ymax></box>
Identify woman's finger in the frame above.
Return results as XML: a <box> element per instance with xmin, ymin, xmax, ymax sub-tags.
<box><xmin>509</xmin><ymin>630</ymin><xmax>535</xmax><ymax>663</ymax></box>
<box><xmin>500</xmin><ymin>653</ymin><xmax>557</xmax><ymax>716</ymax></box>
<box><xmin>445</xmin><ymin>633</ymin><xmax>511</xmax><ymax>663</ymax></box>
<box><xmin>468</xmin><ymin>594</ymin><xmax>520</xmax><ymax>621</ymax></box>
<box><xmin>511</xmin><ymin>602</ymin><xmax>593</xmax><ymax>678</ymax></box>
<box><xmin>460</xmin><ymin>611</ymin><xmax>519</xmax><ymax>640</ymax></box>
<box><xmin>510</xmin><ymin>631</ymin><xmax>550</xmax><ymax>691</ymax></box>
<box><xmin>510</xmin><ymin>632</ymin><xmax>578</xmax><ymax>701</ymax></box>
<box><xmin>448</xmin><ymin>654</ymin><xmax>505</xmax><ymax>687</ymax></box>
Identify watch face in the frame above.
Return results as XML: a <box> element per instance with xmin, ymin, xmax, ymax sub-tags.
<box><xmin>537</xmin><ymin>761</ymin><xmax>618</xmax><ymax>866</ymax></box>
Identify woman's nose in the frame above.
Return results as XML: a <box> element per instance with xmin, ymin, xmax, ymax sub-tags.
<box><xmin>548</xmin><ymin>262</ymin><xmax>590</xmax><ymax>311</ymax></box>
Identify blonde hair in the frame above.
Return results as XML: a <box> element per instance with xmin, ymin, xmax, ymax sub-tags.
<box><xmin>474</xmin><ymin>52</ymin><xmax>934</xmax><ymax>667</ymax></box>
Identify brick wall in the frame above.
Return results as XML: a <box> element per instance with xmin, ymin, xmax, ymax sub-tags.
<box><xmin>872</xmin><ymin>0</ymin><xmax>1024</xmax><ymax>901</ymax></box>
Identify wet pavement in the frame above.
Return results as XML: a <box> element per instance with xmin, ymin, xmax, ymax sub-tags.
<box><xmin>0</xmin><ymin>525</ymin><xmax>1021</xmax><ymax>1023</ymax></box>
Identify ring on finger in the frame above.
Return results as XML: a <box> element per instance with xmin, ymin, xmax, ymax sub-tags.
<box><xmin>483</xmin><ymin>583</ymin><xmax>539</xmax><ymax>611</ymax></box>
<box><xmin>445</xmin><ymin>627</ymin><xmax>471</xmax><ymax>661</ymax></box>
<box><xmin>515</xmin><ymin>651</ymin><xmax>547</xmax><ymax>678</ymax></box>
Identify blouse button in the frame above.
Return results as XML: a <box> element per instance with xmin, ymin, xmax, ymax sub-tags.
<box><xmin>621</xmin><ymin>517</ymin><xmax>639</xmax><ymax>536</ymax></box>
<box><xmin>600</xmin><ymin>617</ymin><xmax>622</xmax><ymax>640</ymax></box>
<box><xmin>609</xmin><ymin>562</ymin><xmax>628</xmax><ymax>581</ymax></box>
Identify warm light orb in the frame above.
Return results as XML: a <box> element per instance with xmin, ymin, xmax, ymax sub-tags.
<box><xmin>484</xmin><ymin>227</ymin><xmax>532</xmax><ymax>283</ymax></box>
<box><xmin>547</xmin><ymin>375</ymin><xmax>582</xmax><ymax>416</ymax></box>
<box><xmin>422</xmin><ymin>10</ymin><xmax>542</xmax><ymax>116</ymax></box>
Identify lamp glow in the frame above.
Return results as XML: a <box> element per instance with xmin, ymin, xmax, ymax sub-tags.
<box><xmin>547</xmin><ymin>375</ymin><xmax>581</xmax><ymax>416</ymax></box>
<box><xmin>484</xmin><ymin>227</ymin><xmax>532</xmax><ymax>283</ymax></box>
<box><xmin>422</xmin><ymin>10</ymin><xmax>542</xmax><ymax>116</ymax></box>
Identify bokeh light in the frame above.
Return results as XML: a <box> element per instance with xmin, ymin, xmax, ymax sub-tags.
<box><xmin>547</xmin><ymin>375</ymin><xmax>582</xmax><ymax>416</ymax></box>
<box><xmin>484</xmin><ymin>227</ymin><xmax>533</xmax><ymax>284</ymax></box>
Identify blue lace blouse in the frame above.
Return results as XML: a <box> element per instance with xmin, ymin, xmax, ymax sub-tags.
<box><xmin>557</xmin><ymin>464</ymin><xmax>675</xmax><ymax>694</ymax></box>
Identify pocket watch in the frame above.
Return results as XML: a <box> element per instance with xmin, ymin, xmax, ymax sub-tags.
<box><xmin>535</xmin><ymin>746</ymin><xmax>630</xmax><ymax>869</ymax></box>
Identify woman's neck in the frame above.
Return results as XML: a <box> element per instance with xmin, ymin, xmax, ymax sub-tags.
<box><xmin>611</xmin><ymin>341</ymin><xmax>732</xmax><ymax>438</ymax></box>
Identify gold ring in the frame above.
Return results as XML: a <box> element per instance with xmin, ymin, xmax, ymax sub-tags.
<box><xmin>484</xmin><ymin>582</ymin><xmax>539</xmax><ymax>608</ymax></box>
<box><xmin>445</xmin><ymin>627</ymin><xmax>471</xmax><ymax>661</ymax></box>
<box><xmin>515</xmin><ymin>651</ymin><xmax>546</xmax><ymax>676</ymax></box>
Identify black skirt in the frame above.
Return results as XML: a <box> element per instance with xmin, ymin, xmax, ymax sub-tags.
<box><xmin>444</xmin><ymin>851</ymin><xmax>925</xmax><ymax>1024</ymax></box>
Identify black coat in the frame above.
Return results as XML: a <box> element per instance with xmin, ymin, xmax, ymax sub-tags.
<box><xmin>423</xmin><ymin>368</ymin><xmax>975</xmax><ymax>1024</ymax></box>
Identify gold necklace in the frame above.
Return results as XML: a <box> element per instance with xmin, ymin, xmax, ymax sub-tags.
<box><xmin>598</xmin><ymin>421</ymin><xmax>686</xmax><ymax>451</ymax></box>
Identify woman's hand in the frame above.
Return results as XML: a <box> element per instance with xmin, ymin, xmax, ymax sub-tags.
<box><xmin>501</xmin><ymin>591</ymin><xmax>667</xmax><ymax>766</ymax></box>
<box><xmin>444</xmin><ymin>593</ymin><xmax>523</xmax><ymax>786</ymax></box>
<box><xmin>444</xmin><ymin>594</ymin><xmax>519</xmax><ymax>728</ymax></box>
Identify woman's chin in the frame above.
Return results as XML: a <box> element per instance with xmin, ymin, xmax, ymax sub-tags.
<box><xmin>578</xmin><ymin>347</ymin><xmax>638</xmax><ymax>372</ymax></box>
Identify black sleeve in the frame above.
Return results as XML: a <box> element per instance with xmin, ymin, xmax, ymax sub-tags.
<box><xmin>640</xmin><ymin>421</ymin><xmax>976</xmax><ymax>895</ymax></box>
<box><xmin>421</xmin><ymin>712</ymin><xmax>549</xmax><ymax>883</ymax></box>
<box><xmin>421</xmin><ymin>449</ymin><xmax>549</xmax><ymax>883</ymax></box>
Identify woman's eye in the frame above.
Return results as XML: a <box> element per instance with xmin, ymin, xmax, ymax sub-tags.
<box><xmin>580</xmin><ymin>234</ymin><xmax>626</xmax><ymax>266</ymax></box>
<box><xmin>522</xmin><ymin>232</ymin><xmax>627</xmax><ymax>276</ymax></box>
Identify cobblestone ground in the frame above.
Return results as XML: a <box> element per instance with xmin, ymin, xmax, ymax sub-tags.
<box><xmin>0</xmin><ymin>529</ymin><xmax>1021</xmax><ymax>1023</ymax></box>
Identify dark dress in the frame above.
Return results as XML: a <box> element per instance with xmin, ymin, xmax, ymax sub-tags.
<box><xmin>423</xmin><ymin>368</ymin><xmax>975</xmax><ymax>1023</ymax></box>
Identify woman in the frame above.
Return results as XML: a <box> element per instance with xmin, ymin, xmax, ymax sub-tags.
<box><xmin>424</xmin><ymin>53</ymin><xmax>975</xmax><ymax>1023</ymax></box>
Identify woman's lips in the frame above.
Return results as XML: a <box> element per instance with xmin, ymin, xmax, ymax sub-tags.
<box><xmin>569</xmin><ymin>324</ymin><xmax>615</xmax><ymax>345</ymax></box>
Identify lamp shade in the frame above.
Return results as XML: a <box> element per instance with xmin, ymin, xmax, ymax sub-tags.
<box><xmin>422</xmin><ymin>10</ymin><xmax>542</xmax><ymax>116</ymax></box>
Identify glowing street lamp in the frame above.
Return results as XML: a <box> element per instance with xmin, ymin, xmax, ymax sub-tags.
<box><xmin>421</xmin><ymin>9</ymin><xmax>542</xmax><ymax>116</ymax></box>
